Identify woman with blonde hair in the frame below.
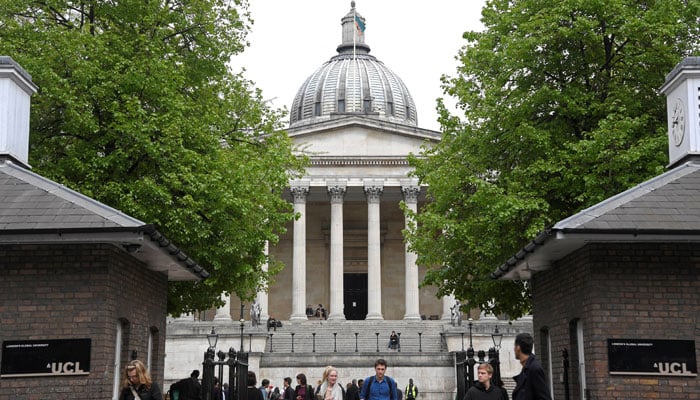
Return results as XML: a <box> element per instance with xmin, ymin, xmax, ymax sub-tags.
<box><xmin>119</xmin><ymin>359</ymin><xmax>163</xmax><ymax>400</ymax></box>
<box><xmin>316</xmin><ymin>366</ymin><xmax>345</xmax><ymax>400</ymax></box>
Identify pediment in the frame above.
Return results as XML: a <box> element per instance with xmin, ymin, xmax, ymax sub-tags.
<box><xmin>287</xmin><ymin>115</ymin><xmax>440</xmax><ymax>158</ymax></box>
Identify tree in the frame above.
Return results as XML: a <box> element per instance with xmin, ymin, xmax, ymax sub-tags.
<box><xmin>406</xmin><ymin>0</ymin><xmax>700</xmax><ymax>318</ymax></box>
<box><xmin>0</xmin><ymin>0</ymin><xmax>306</xmax><ymax>315</ymax></box>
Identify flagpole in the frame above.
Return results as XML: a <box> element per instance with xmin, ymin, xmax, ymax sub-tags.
<box><xmin>353</xmin><ymin>7</ymin><xmax>357</xmax><ymax>112</ymax></box>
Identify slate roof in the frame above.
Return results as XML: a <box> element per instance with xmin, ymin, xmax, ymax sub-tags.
<box><xmin>0</xmin><ymin>158</ymin><xmax>143</xmax><ymax>230</ymax></box>
<box><xmin>492</xmin><ymin>161</ymin><xmax>700</xmax><ymax>280</ymax></box>
<box><xmin>0</xmin><ymin>157</ymin><xmax>209</xmax><ymax>280</ymax></box>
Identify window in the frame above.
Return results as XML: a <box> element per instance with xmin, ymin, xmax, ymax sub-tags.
<box><xmin>541</xmin><ymin>328</ymin><xmax>554</xmax><ymax>399</ymax></box>
<box><xmin>112</xmin><ymin>321</ymin><xmax>126</xmax><ymax>400</ymax></box>
<box><xmin>575</xmin><ymin>321</ymin><xmax>587</xmax><ymax>399</ymax></box>
<box><xmin>338</xmin><ymin>99</ymin><xmax>345</xmax><ymax>113</ymax></box>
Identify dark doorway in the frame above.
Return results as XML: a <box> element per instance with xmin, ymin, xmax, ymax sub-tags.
<box><xmin>344</xmin><ymin>273</ymin><xmax>368</xmax><ymax>320</ymax></box>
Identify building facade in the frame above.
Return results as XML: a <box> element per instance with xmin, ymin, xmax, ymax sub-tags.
<box><xmin>165</xmin><ymin>4</ymin><xmax>530</xmax><ymax>399</ymax></box>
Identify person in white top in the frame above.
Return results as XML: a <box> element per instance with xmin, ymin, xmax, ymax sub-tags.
<box><xmin>317</xmin><ymin>366</ymin><xmax>345</xmax><ymax>400</ymax></box>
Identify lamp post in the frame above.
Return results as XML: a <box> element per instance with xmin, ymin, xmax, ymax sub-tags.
<box><xmin>375</xmin><ymin>332</ymin><xmax>380</xmax><ymax>352</ymax></box>
<box><xmin>239</xmin><ymin>304</ymin><xmax>245</xmax><ymax>351</ymax></box>
<box><xmin>466</xmin><ymin>319</ymin><xmax>475</xmax><ymax>389</ymax></box>
<box><xmin>333</xmin><ymin>332</ymin><xmax>338</xmax><ymax>352</ymax></box>
<box><xmin>354</xmin><ymin>332</ymin><xmax>359</xmax><ymax>352</ymax></box>
<box><xmin>490</xmin><ymin>327</ymin><xmax>503</xmax><ymax>385</ymax></box>
<box><xmin>418</xmin><ymin>332</ymin><xmax>423</xmax><ymax>353</ymax></box>
<box><xmin>312</xmin><ymin>333</ymin><xmax>316</xmax><ymax>353</ymax></box>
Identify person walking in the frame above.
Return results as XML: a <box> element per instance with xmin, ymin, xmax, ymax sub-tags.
<box><xmin>512</xmin><ymin>333</ymin><xmax>551</xmax><ymax>400</ymax></box>
<box><xmin>248</xmin><ymin>372</ymin><xmax>265</xmax><ymax>400</ymax></box>
<box><xmin>463</xmin><ymin>364</ymin><xmax>507</xmax><ymax>400</ymax></box>
<box><xmin>260</xmin><ymin>379</ymin><xmax>271</xmax><ymax>400</ymax></box>
<box><xmin>295</xmin><ymin>373</ymin><xmax>314</xmax><ymax>400</ymax></box>
<box><xmin>360</xmin><ymin>359</ymin><xmax>397</xmax><ymax>400</ymax></box>
<box><xmin>346</xmin><ymin>379</ymin><xmax>360</xmax><ymax>400</ymax></box>
<box><xmin>284</xmin><ymin>377</ymin><xmax>296</xmax><ymax>400</ymax></box>
<box><xmin>170</xmin><ymin>369</ymin><xmax>202</xmax><ymax>400</ymax></box>
<box><xmin>404</xmin><ymin>379</ymin><xmax>418</xmax><ymax>400</ymax></box>
<box><xmin>119</xmin><ymin>359</ymin><xmax>163</xmax><ymax>400</ymax></box>
<box><xmin>317</xmin><ymin>366</ymin><xmax>345</xmax><ymax>400</ymax></box>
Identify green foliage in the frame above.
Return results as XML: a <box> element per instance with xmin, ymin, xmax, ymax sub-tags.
<box><xmin>0</xmin><ymin>0</ymin><xmax>306</xmax><ymax>315</ymax></box>
<box><xmin>407</xmin><ymin>0</ymin><xmax>700</xmax><ymax>318</ymax></box>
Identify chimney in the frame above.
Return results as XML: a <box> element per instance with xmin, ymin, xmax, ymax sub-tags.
<box><xmin>659</xmin><ymin>57</ymin><xmax>700</xmax><ymax>169</ymax></box>
<box><xmin>0</xmin><ymin>56</ymin><xmax>38</xmax><ymax>169</ymax></box>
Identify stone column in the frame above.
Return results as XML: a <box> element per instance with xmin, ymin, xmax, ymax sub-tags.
<box><xmin>365</xmin><ymin>182</ymin><xmax>384</xmax><ymax>320</ymax></box>
<box><xmin>402</xmin><ymin>185</ymin><xmax>422</xmax><ymax>320</ymax></box>
<box><xmin>442</xmin><ymin>293</ymin><xmax>456</xmax><ymax>320</ymax></box>
<box><xmin>214</xmin><ymin>293</ymin><xmax>232</xmax><ymax>321</ymax></box>
<box><xmin>290</xmin><ymin>183</ymin><xmax>309</xmax><ymax>321</ymax></box>
<box><xmin>328</xmin><ymin>183</ymin><xmax>347</xmax><ymax>320</ymax></box>
<box><xmin>258</xmin><ymin>241</ymin><xmax>270</xmax><ymax>322</ymax></box>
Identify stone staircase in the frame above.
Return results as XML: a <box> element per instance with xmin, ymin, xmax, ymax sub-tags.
<box><xmin>259</xmin><ymin>320</ymin><xmax>448</xmax><ymax>354</ymax></box>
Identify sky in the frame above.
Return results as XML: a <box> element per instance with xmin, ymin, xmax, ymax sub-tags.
<box><xmin>231</xmin><ymin>0</ymin><xmax>487</xmax><ymax>131</ymax></box>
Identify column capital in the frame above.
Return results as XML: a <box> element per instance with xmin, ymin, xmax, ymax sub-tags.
<box><xmin>328</xmin><ymin>183</ymin><xmax>347</xmax><ymax>204</ymax></box>
<box><xmin>290</xmin><ymin>185</ymin><xmax>309</xmax><ymax>204</ymax></box>
<box><xmin>364</xmin><ymin>185</ymin><xmax>384</xmax><ymax>204</ymax></box>
<box><xmin>401</xmin><ymin>185</ymin><xmax>421</xmax><ymax>204</ymax></box>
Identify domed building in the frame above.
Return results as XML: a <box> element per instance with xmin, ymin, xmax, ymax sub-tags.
<box><xmin>165</xmin><ymin>4</ymin><xmax>527</xmax><ymax>398</ymax></box>
<box><xmin>259</xmin><ymin>1</ymin><xmax>445</xmax><ymax>323</ymax></box>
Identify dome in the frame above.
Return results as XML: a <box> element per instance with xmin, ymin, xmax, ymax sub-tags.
<box><xmin>290</xmin><ymin>2</ymin><xmax>418</xmax><ymax>128</ymax></box>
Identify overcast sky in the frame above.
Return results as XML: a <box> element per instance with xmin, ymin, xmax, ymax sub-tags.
<box><xmin>231</xmin><ymin>0</ymin><xmax>486</xmax><ymax>131</ymax></box>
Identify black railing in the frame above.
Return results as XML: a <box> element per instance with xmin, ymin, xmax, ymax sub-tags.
<box><xmin>202</xmin><ymin>348</ymin><xmax>248</xmax><ymax>400</ymax></box>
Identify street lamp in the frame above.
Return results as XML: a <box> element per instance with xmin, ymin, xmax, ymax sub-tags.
<box><xmin>207</xmin><ymin>327</ymin><xmax>219</xmax><ymax>349</ymax></box>
<box><xmin>239</xmin><ymin>303</ymin><xmax>245</xmax><ymax>350</ymax></box>
<box><xmin>491</xmin><ymin>326</ymin><xmax>503</xmax><ymax>350</ymax></box>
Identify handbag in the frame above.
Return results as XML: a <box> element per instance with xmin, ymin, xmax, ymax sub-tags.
<box><xmin>130</xmin><ymin>385</ymin><xmax>142</xmax><ymax>400</ymax></box>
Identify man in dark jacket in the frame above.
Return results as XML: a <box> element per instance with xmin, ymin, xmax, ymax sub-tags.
<box><xmin>170</xmin><ymin>369</ymin><xmax>202</xmax><ymax>400</ymax></box>
<box><xmin>512</xmin><ymin>333</ymin><xmax>551</xmax><ymax>400</ymax></box>
<box><xmin>346</xmin><ymin>379</ymin><xmax>360</xmax><ymax>400</ymax></box>
<box><xmin>463</xmin><ymin>364</ymin><xmax>507</xmax><ymax>400</ymax></box>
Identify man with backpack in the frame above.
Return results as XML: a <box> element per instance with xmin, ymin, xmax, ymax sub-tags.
<box><xmin>405</xmin><ymin>379</ymin><xmax>418</xmax><ymax>400</ymax></box>
<box><xmin>360</xmin><ymin>359</ymin><xmax>397</xmax><ymax>400</ymax></box>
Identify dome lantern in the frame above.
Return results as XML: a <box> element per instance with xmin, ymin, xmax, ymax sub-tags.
<box><xmin>290</xmin><ymin>2</ymin><xmax>417</xmax><ymax>128</ymax></box>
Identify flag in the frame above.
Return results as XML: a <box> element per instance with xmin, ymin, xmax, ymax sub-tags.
<box><xmin>355</xmin><ymin>15</ymin><xmax>365</xmax><ymax>35</ymax></box>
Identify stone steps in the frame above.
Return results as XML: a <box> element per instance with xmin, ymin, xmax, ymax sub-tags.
<box><xmin>258</xmin><ymin>320</ymin><xmax>448</xmax><ymax>354</ymax></box>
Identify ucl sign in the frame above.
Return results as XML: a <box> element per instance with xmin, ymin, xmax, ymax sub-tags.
<box><xmin>1</xmin><ymin>339</ymin><xmax>91</xmax><ymax>378</ymax></box>
<box><xmin>608</xmin><ymin>338</ymin><xmax>697</xmax><ymax>377</ymax></box>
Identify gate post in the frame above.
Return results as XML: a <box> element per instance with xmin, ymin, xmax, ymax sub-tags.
<box><xmin>236</xmin><ymin>352</ymin><xmax>249</xmax><ymax>400</ymax></box>
<box><xmin>202</xmin><ymin>348</ymin><xmax>215</xmax><ymax>400</ymax></box>
<box><xmin>455</xmin><ymin>351</ymin><xmax>466</xmax><ymax>400</ymax></box>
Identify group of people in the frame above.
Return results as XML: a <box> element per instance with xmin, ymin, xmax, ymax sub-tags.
<box><xmin>462</xmin><ymin>332</ymin><xmax>551</xmax><ymax>400</ymax></box>
<box><xmin>305</xmin><ymin>304</ymin><xmax>328</xmax><ymax>320</ymax></box>
<box><xmin>118</xmin><ymin>332</ymin><xmax>550</xmax><ymax>400</ymax></box>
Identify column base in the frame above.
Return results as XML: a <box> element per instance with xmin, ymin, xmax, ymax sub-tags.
<box><xmin>328</xmin><ymin>313</ymin><xmax>346</xmax><ymax>321</ymax></box>
<box><xmin>403</xmin><ymin>314</ymin><xmax>422</xmax><ymax>321</ymax></box>
<box><xmin>365</xmin><ymin>314</ymin><xmax>384</xmax><ymax>320</ymax></box>
<box><xmin>213</xmin><ymin>314</ymin><xmax>232</xmax><ymax>321</ymax></box>
<box><xmin>289</xmin><ymin>314</ymin><xmax>309</xmax><ymax>321</ymax></box>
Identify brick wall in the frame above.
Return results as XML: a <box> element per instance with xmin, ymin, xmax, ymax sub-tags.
<box><xmin>532</xmin><ymin>242</ymin><xmax>700</xmax><ymax>400</ymax></box>
<box><xmin>0</xmin><ymin>243</ymin><xmax>168</xmax><ymax>400</ymax></box>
